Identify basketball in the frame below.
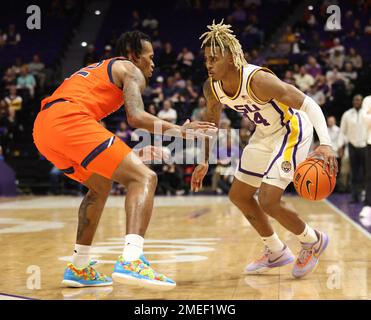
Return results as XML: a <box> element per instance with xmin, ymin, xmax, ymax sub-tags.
<box><xmin>293</xmin><ymin>158</ymin><xmax>336</xmax><ymax>201</ymax></box>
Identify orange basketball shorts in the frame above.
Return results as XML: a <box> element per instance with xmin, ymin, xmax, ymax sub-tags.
<box><xmin>33</xmin><ymin>99</ymin><xmax>132</xmax><ymax>183</ymax></box>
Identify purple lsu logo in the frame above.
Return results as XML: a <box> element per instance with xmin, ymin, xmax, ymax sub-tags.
<box><xmin>234</xmin><ymin>104</ymin><xmax>270</xmax><ymax>126</ymax></box>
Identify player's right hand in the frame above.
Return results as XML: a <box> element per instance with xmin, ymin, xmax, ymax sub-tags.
<box><xmin>180</xmin><ymin>119</ymin><xmax>217</xmax><ymax>139</ymax></box>
<box><xmin>191</xmin><ymin>163</ymin><xmax>209</xmax><ymax>192</ymax></box>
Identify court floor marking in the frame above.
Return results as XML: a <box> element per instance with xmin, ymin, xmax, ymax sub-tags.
<box><xmin>324</xmin><ymin>199</ymin><xmax>371</xmax><ymax>240</ymax></box>
<box><xmin>0</xmin><ymin>292</ymin><xmax>37</xmax><ymax>300</ymax></box>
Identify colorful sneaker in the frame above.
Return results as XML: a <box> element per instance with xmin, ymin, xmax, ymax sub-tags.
<box><xmin>292</xmin><ymin>230</ymin><xmax>329</xmax><ymax>279</ymax></box>
<box><xmin>112</xmin><ymin>254</ymin><xmax>176</xmax><ymax>289</ymax></box>
<box><xmin>245</xmin><ymin>245</ymin><xmax>295</xmax><ymax>274</ymax></box>
<box><xmin>61</xmin><ymin>261</ymin><xmax>113</xmax><ymax>288</ymax></box>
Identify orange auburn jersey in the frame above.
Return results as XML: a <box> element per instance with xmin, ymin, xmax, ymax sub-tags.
<box><xmin>41</xmin><ymin>57</ymin><xmax>128</xmax><ymax>120</ymax></box>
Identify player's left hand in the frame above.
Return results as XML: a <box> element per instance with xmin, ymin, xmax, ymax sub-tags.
<box><xmin>310</xmin><ymin>145</ymin><xmax>338</xmax><ymax>176</ymax></box>
<box><xmin>135</xmin><ymin>145</ymin><xmax>171</xmax><ymax>163</ymax></box>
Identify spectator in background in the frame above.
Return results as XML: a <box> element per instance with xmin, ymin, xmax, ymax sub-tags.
<box><xmin>151</xmin><ymin>76</ymin><xmax>165</xmax><ymax>105</ymax></box>
<box><xmin>307</xmin><ymin>84</ymin><xmax>325</xmax><ymax>107</ymax></box>
<box><xmin>11</xmin><ymin>57</ymin><xmax>23</xmax><ymax>75</ymax></box>
<box><xmin>0</xmin><ymin>28</ymin><xmax>5</xmax><ymax>47</ymax></box>
<box><xmin>147</xmin><ymin>103</ymin><xmax>157</xmax><ymax>116</ymax></box>
<box><xmin>3</xmin><ymin>24</ymin><xmax>21</xmax><ymax>46</ymax></box>
<box><xmin>243</xmin><ymin>14</ymin><xmax>264</xmax><ymax>44</ymax></box>
<box><xmin>341</xmin><ymin>62</ymin><xmax>358</xmax><ymax>94</ymax></box>
<box><xmin>142</xmin><ymin>13</ymin><xmax>159</xmax><ymax>33</ymax></box>
<box><xmin>158</xmin><ymin>163</ymin><xmax>187</xmax><ymax>196</ymax></box>
<box><xmin>28</xmin><ymin>53</ymin><xmax>46</xmax><ymax>89</ymax></box>
<box><xmin>340</xmin><ymin>94</ymin><xmax>367</xmax><ymax>203</ymax></box>
<box><xmin>211</xmin><ymin>129</ymin><xmax>240</xmax><ymax>194</ymax></box>
<box><xmin>365</xmin><ymin>17</ymin><xmax>371</xmax><ymax>35</ymax></box>
<box><xmin>2</xmin><ymin>68</ymin><xmax>17</xmax><ymax>90</ymax></box>
<box><xmin>174</xmin><ymin>71</ymin><xmax>186</xmax><ymax>89</ymax></box>
<box><xmin>158</xmin><ymin>42</ymin><xmax>177</xmax><ymax>74</ymax></box>
<box><xmin>177</xmin><ymin>47</ymin><xmax>195</xmax><ymax>71</ymax></box>
<box><xmin>293</xmin><ymin>66</ymin><xmax>314</xmax><ymax>92</ymax></box>
<box><xmin>4</xmin><ymin>85</ymin><xmax>22</xmax><ymax>113</ymax></box>
<box><xmin>101</xmin><ymin>45</ymin><xmax>113</xmax><ymax>60</ymax></box>
<box><xmin>249</xmin><ymin>49</ymin><xmax>265</xmax><ymax>66</ymax></box>
<box><xmin>49</xmin><ymin>165</ymin><xmax>63</xmax><ymax>195</ymax></box>
<box><xmin>328</xmin><ymin>38</ymin><xmax>345</xmax><ymax>58</ymax></box>
<box><xmin>326</xmin><ymin>67</ymin><xmax>347</xmax><ymax>95</ymax></box>
<box><xmin>83</xmin><ymin>44</ymin><xmax>98</xmax><ymax>66</ymax></box>
<box><xmin>16</xmin><ymin>65</ymin><xmax>36</xmax><ymax>98</ymax></box>
<box><xmin>327</xmin><ymin>115</ymin><xmax>342</xmax><ymax>157</ymax></box>
<box><xmin>283</xmin><ymin>70</ymin><xmax>295</xmax><ymax>85</ymax></box>
<box><xmin>115</xmin><ymin>121</ymin><xmax>133</xmax><ymax>145</ymax></box>
<box><xmin>330</xmin><ymin>49</ymin><xmax>345</xmax><ymax>69</ymax></box>
<box><xmin>228</xmin><ymin>2</ymin><xmax>247</xmax><ymax>25</ymax></box>
<box><xmin>345</xmin><ymin>47</ymin><xmax>363</xmax><ymax>70</ymax></box>
<box><xmin>163</xmin><ymin>75</ymin><xmax>177</xmax><ymax>98</ymax></box>
<box><xmin>305</xmin><ymin>55</ymin><xmax>322</xmax><ymax>79</ymax></box>
<box><xmin>291</xmin><ymin>33</ymin><xmax>306</xmax><ymax>55</ymax></box>
<box><xmin>130</xmin><ymin>10</ymin><xmax>141</xmax><ymax>30</ymax></box>
<box><xmin>191</xmin><ymin>97</ymin><xmax>207</xmax><ymax>121</ymax></box>
<box><xmin>158</xmin><ymin>99</ymin><xmax>177</xmax><ymax>124</ymax></box>
<box><xmin>184</xmin><ymin>79</ymin><xmax>198</xmax><ymax>103</ymax></box>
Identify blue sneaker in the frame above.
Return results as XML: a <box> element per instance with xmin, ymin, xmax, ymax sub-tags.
<box><xmin>112</xmin><ymin>255</ymin><xmax>176</xmax><ymax>290</ymax></box>
<box><xmin>61</xmin><ymin>261</ymin><xmax>113</xmax><ymax>288</ymax></box>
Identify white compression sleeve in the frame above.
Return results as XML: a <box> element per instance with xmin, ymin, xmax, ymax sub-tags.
<box><xmin>300</xmin><ymin>96</ymin><xmax>332</xmax><ymax>146</ymax></box>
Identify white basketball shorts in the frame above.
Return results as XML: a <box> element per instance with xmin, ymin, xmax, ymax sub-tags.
<box><xmin>234</xmin><ymin>111</ymin><xmax>313</xmax><ymax>190</ymax></box>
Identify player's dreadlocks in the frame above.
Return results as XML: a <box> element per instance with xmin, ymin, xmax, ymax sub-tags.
<box><xmin>115</xmin><ymin>31</ymin><xmax>151</xmax><ymax>57</ymax></box>
<box><xmin>200</xmin><ymin>19</ymin><xmax>247</xmax><ymax>69</ymax></box>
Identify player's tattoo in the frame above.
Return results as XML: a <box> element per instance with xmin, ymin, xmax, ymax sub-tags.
<box><xmin>76</xmin><ymin>193</ymin><xmax>94</xmax><ymax>241</ymax></box>
<box><xmin>122</xmin><ymin>66</ymin><xmax>146</xmax><ymax>124</ymax></box>
<box><xmin>243</xmin><ymin>214</ymin><xmax>256</xmax><ymax>221</ymax></box>
<box><xmin>203</xmin><ymin>80</ymin><xmax>222</xmax><ymax>124</ymax></box>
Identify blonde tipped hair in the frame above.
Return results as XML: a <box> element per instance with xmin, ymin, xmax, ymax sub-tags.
<box><xmin>200</xmin><ymin>19</ymin><xmax>247</xmax><ymax>69</ymax></box>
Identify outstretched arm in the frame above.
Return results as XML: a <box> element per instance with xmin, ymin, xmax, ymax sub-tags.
<box><xmin>191</xmin><ymin>79</ymin><xmax>223</xmax><ymax>192</ymax></box>
<box><xmin>250</xmin><ymin>70</ymin><xmax>337</xmax><ymax>175</ymax></box>
<box><xmin>117</xmin><ymin>61</ymin><xmax>216</xmax><ymax>138</ymax></box>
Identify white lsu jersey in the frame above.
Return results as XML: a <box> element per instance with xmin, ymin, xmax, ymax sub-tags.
<box><xmin>210</xmin><ymin>64</ymin><xmax>314</xmax><ymax>190</ymax></box>
<box><xmin>211</xmin><ymin>63</ymin><xmax>302</xmax><ymax>136</ymax></box>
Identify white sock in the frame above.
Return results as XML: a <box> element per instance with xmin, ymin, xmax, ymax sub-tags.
<box><xmin>261</xmin><ymin>233</ymin><xmax>285</xmax><ymax>252</ymax></box>
<box><xmin>72</xmin><ymin>244</ymin><xmax>91</xmax><ymax>269</ymax></box>
<box><xmin>297</xmin><ymin>224</ymin><xmax>318</xmax><ymax>243</ymax></box>
<box><xmin>123</xmin><ymin>234</ymin><xmax>144</xmax><ymax>261</ymax></box>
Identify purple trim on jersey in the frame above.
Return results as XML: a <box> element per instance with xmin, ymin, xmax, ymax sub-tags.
<box><xmin>289</xmin><ymin>108</ymin><xmax>294</xmax><ymax>115</ymax></box>
<box><xmin>264</xmin><ymin>124</ymin><xmax>291</xmax><ymax>176</ymax></box>
<box><xmin>292</xmin><ymin>113</ymin><xmax>303</xmax><ymax>170</ymax></box>
<box><xmin>270</xmin><ymin>101</ymin><xmax>286</xmax><ymax>127</ymax></box>
<box><xmin>238</xmin><ymin>151</ymin><xmax>265</xmax><ymax>177</ymax></box>
<box><xmin>238</xmin><ymin>163</ymin><xmax>265</xmax><ymax>177</ymax></box>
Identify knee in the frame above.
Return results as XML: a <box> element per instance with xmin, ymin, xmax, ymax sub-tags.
<box><xmin>141</xmin><ymin>170</ymin><xmax>158</xmax><ymax>189</ymax></box>
<box><xmin>229</xmin><ymin>188</ymin><xmax>253</xmax><ymax>208</ymax></box>
<box><xmin>258</xmin><ymin>192</ymin><xmax>279</xmax><ymax>216</ymax></box>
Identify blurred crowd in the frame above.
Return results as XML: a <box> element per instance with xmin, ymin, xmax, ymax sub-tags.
<box><xmin>0</xmin><ymin>0</ymin><xmax>370</xmax><ymax>201</ymax></box>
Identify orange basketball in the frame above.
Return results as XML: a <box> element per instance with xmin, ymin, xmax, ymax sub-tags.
<box><xmin>293</xmin><ymin>158</ymin><xmax>336</xmax><ymax>200</ymax></box>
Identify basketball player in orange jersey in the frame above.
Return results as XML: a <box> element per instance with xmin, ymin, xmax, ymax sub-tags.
<box><xmin>191</xmin><ymin>21</ymin><xmax>337</xmax><ymax>278</ymax></box>
<box><xmin>33</xmin><ymin>31</ymin><xmax>216</xmax><ymax>288</ymax></box>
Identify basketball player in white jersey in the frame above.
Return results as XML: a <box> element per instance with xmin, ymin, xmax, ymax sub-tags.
<box><xmin>191</xmin><ymin>21</ymin><xmax>338</xmax><ymax>278</ymax></box>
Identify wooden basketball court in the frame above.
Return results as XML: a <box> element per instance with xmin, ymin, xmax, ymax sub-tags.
<box><xmin>0</xmin><ymin>195</ymin><xmax>370</xmax><ymax>300</ymax></box>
